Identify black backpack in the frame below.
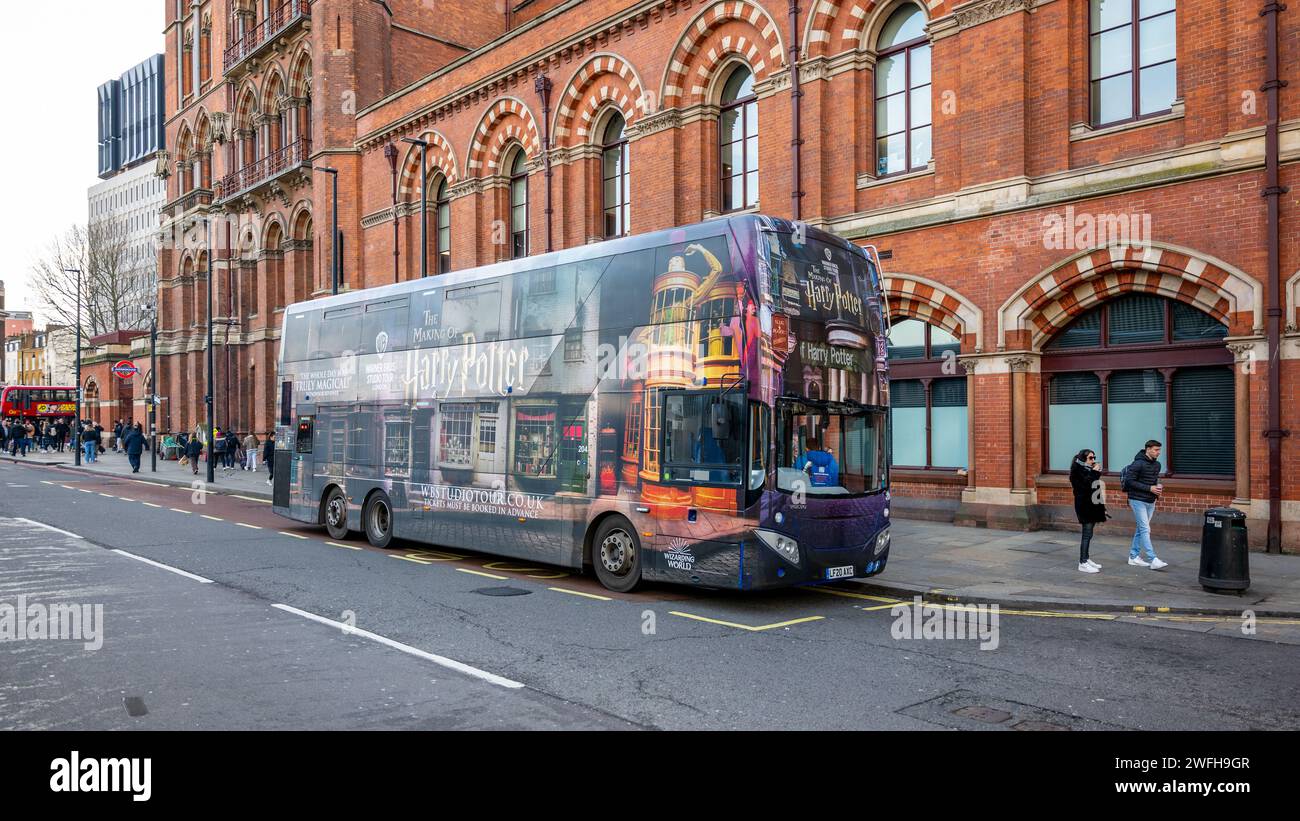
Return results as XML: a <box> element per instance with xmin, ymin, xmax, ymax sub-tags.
<box><xmin>1119</xmin><ymin>464</ymin><xmax>1133</xmax><ymax>493</ymax></box>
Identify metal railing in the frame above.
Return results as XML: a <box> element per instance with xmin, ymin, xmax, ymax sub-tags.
<box><xmin>223</xmin><ymin>0</ymin><xmax>311</xmax><ymax>74</ymax></box>
<box><xmin>215</xmin><ymin>138</ymin><xmax>311</xmax><ymax>201</ymax></box>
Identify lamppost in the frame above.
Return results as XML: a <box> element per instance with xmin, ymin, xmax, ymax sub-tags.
<box><xmin>142</xmin><ymin>301</ymin><xmax>158</xmax><ymax>472</ymax></box>
<box><xmin>384</xmin><ymin>142</ymin><xmax>399</xmax><ymax>283</ymax></box>
<box><xmin>205</xmin><ymin>218</ymin><xmax>215</xmax><ymax>485</ymax></box>
<box><xmin>400</xmin><ymin>136</ymin><xmax>429</xmax><ymax>277</ymax></box>
<box><xmin>62</xmin><ymin>267</ymin><xmax>82</xmax><ymax>466</ymax></box>
<box><xmin>313</xmin><ymin>166</ymin><xmax>340</xmax><ymax>294</ymax></box>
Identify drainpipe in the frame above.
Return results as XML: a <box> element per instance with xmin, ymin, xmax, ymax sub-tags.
<box><xmin>789</xmin><ymin>0</ymin><xmax>803</xmax><ymax>221</ymax></box>
<box><xmin>535</xmin><ymin>73</ymin><xmax>554</xmax><ymax>253</ymax></box>
<box><xmin>1262</xmin><ymin>0</ymin><xmax>1289</xmax><ymax>554</ymax></box>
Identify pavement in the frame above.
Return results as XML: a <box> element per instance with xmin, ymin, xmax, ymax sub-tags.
<box><xmin>6</xmin><ymin>448</ymin><xmax>1299</xmax><ymax>617</ymax></box>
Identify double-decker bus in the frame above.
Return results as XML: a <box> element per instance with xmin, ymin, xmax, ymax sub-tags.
<box><xmin>272</xmin><ymin>215</ymin><xmax>891</xmax><ymax>591</ymax></box>
<box><xmin>1</xmin><ymin>386</ymin><xmax>78</xmax><ymax>419</ymax></box>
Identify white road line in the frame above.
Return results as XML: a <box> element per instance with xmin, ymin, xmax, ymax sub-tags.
<box><xmin>232</xmin><ymin>494</ymin><xmax>272</xmax><ymax>504</ymax></box>
<box><xmin>9</xmin><ymin>517</ymin><xmax>85</xmax><ymax>540</ymax></box>
<box><xmin>280</xmin><ymin>532</ymin><xmax>308</xmax><ymax>539</ymax></box>
<box><xmin>235</xmin><ymin>522</ymin><xmax>262</xmax><ymax>530</ymax></box>
<box><xmin>170</xmin><ymin>508</ymin><xmax>191</xmax><ymax>514</ymax></box>
<box><xmin>142</xmin><ymin>502</ymin><xmax>163</xmax><ymax>508</ymax></box>
<box><xmin>112</xmin><ymin>549</ymin><xmax>213</xmax><ymax>584</ymax></box>
<box><xmin>132</xmin><ymin>480</ymin><xmax>169</xmax><ymax>488</ymax></box>
<box><xmin>270</xmin><ymin>603</ymin><xmax>524</xmax><ymax>689</ymax></box>
<box><xmin>98</xmin><ymin>493</ymin><xmax>116</xmax><ymax>498</ymax></box>
<box><xmin>201</xmin><ymin>514</ymin><xmax>223</xmax><ymax>522</ymax></box>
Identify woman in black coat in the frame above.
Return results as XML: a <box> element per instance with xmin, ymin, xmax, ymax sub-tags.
<box><xmin>1068</xmin><ymin>448</ymin><xmax>1108</xmax><ymax>573</ymax></box>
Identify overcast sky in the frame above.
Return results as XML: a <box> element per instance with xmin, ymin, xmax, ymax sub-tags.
<box><xmin>0</xmin><ymin>1</ymin><xmax>163</xmax><ymax>322</ymax></box>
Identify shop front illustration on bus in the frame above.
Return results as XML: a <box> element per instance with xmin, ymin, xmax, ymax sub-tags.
<box><xmin>271</xmin><ymin>214</ymin><xmax>891</xmax><ymax>592</ymax></box>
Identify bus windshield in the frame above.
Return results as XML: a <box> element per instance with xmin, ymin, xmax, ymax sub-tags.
<box><xmin>776</xmin><ymin>398</ymin><xmax>886</xmax><ymax>496</ymax></box>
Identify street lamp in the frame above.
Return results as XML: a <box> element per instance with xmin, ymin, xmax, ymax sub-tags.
<box><xmin>205</xmin><ymin>217</ymin><xmax>215</xmax><ymax>485</ymax></box>
<box><xmin>62</xmin><ymin>267</ymin><xmax>82</xmax><ymax>466</ymax></box>
<box><xmin>313</xmin><ymin>166</ymin><xmax>340</xmax><ymax>294</ymax></box>
<box><xmin>384</xmin><ymin>142</ymin><xmax>399</xmax><ymax>283</ymax></box>
<box><xmin>142</xmin><ymin>301</ymin><xmax>158</xmax><ymax>472</ymax></box>
<box><xmin>400</xmin><ymin>137</ymin><xmax>429</xmax><ymax>278</ymax></box>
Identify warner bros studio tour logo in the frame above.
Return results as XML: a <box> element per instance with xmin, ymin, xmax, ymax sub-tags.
<box><xmin>0</xmin><ymin>595</ymin><xmax>103</xmax><ymax>651</ymax></box>
<box><xmin>891</xmin><ymin>596</ymin><xmax>1000</xmax><ymax>651</ymax></box>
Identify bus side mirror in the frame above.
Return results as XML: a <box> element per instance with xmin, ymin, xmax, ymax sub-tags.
<box><xmin>711</xmin><ymin>402</ymin><xmax>731</xmax><ymax>441</ymax></box>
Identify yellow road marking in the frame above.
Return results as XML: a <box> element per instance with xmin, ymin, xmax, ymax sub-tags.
<box><xmin>235</xmin><ymin>522</ymin><xmax>262</xmax><ymax>530</ymax></box>
<box><xmin>170</xmin><ymin>508</ymin><xmax>191</xmax><ymax>514</ymax></box>
<box><xmin>548</xmin><ymin>587</ymin><xmax>612</xmax><ymax>601</ymax></box>
<box><xmin>327</xmin><ymin>541</ymin><xmax>362</xmax><ymax>550</ymax></box>
<box><xmin>457</xmin><ymin>568</ymin><xmax>508</xmax><ymax>580</ymax></box>
<box><xmin>806</xmin><ymin>586</ymin><xmax>901</xmax><ymax>604</ymax></box>
<box><xmin>669</xmin><ymin>611</ymin><xmax>825</xmax><ymax>632</ymax></box>
<box><xmin>390</xmin><ymin>549</ymin><xmax>466</xmax><ymax>564</ymax></box>
<box><xmin>482</xmin><ymin>560</ymin><xmax>568</xmax><ymax>579</ymax></box>
<box><xmin>280</xmin><ymin>531</ymin><xmax>308</xmax><ymax>539</ymax></box>
<box><xmin>201</xmin><ymin>514</ymin><xmax>223</xmax><ymax>522</ymax></box>
<box><xmin>142</xmin><ymin>502</ymin><xmax>163</xmax><ymax>508</ymax></box>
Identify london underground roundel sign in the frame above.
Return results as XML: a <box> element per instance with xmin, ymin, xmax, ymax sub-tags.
<box><xmin>111</xmin><ymin>360</ymin><xmax>139</xmax><ymax>380</ymax></box>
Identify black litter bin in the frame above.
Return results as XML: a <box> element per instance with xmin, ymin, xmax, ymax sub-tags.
<box><xmin>1199</xmin><ymin>507</ymin><xmax>1249</xmax><ymax>594</ymax></box>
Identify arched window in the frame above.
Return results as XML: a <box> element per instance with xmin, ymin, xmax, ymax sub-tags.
<box><xmin>1090</xmin><ymin>0</ymin><xmax>1177</xmax><ymax>127</ymax></box>
<box><xmin>874</xmin><ymin>3</ymin><xmax>931</xmax><ymax>177</ymax></box>
<box><xmin>432</xmin><ymin>175</ymin><xmax>451</xmax><ymax>274</ymax></box>
<box><xmin>1043</xmin><ymin>294</ymin><xmax>1231</xmax><ymax>475</ymax></box>
<box><xmin>887</xmin><ymin>318</ymin><xmax>966</xmax><ymax>468</ymax></box>
<box><xmin>508</xmin><ymin>149</ymin><xmax>528</xmax><ymax>259</ymax></box>
<box><xmin>601</xmin><ymin>113</ymin><xmax>630</xmax><ymax>238</ymax></box>
<box><xmin>719</xmin><ymin>65</ymin><xmax>758</xmax><ymax>212</ymax></box>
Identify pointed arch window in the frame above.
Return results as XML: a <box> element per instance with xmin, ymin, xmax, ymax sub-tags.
<box><xmin>433</xmin><ymin>175</ymin><xmax>451</xmax><ymax>274</ymax></box>
<box><xmin>874</xmin><ymin>3</ymin><xmax>931</xmax><ymax>177</ymax></box>
<box><xmin>719</xmin><ymin>66</ymin><xmax>758</xmax><ymax>212</ymax></box>
<box><xmin>601</xmin><ymin>113</ymin><xmax>630</xmax><ymax>238</ymax></box>
<box><xmin>508</xmin><ymin>150</ymin><xmax>529</xmax><ymax>259</ymax></box>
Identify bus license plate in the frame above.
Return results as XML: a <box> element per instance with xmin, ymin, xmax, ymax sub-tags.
<box><xmin>825</xmin><ymin>565</ymin><xmax>855</xmax><ymax>580</ymax></box>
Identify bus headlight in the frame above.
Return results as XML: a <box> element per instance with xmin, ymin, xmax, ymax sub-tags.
<box><xmin>873</xmin><ymin>528</ymin><xmax>891</xmax><ymax>557</ymax></box>
<box><xmin>754</xmin><ymin>529</ymin><xmax>800</xmax><ymax>566</ymax></box>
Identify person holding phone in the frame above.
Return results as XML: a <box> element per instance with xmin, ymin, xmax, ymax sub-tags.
<box><xmin>1069</xmin><ymin>448</ymin><xmax>1107</xmax><ymax>573</ymax></box>
<box><xmin>1122</xmin><ymin>439</ymin><xmax>1169</xmax><ymax>570</ymax></box>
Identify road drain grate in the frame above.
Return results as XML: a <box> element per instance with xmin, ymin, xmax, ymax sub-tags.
<box><xmin>898</xmin><ymin>689</ymin><xmax>1128</xmax><ymax>731</ymax></box>
<box><xmin>474</xmin><ymin>587</ymin><xmax>532</xmax><ymax>597</ymax></box>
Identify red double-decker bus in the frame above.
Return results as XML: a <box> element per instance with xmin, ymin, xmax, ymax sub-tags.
<box><xmin>0</xmin><ymin>385</ymin><xmax>78</xmax><ymax>419</ymax></box>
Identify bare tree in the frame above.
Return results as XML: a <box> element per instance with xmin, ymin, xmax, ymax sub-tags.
<box><xmin>30</xmin><ymin>219</ymin><xmax>155</xmax><ymax>342</ymax></box>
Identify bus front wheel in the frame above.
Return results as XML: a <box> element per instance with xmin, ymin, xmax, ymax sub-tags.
<box><xmin>592</xmin><ymin>516</ymin><xmax>642</xmax><ymax>593</ymax></box>
<box><xmin>323</xmin><ymin>487</ymin><xmax>350</xmax><ymax>541</ymax></box>
<box><xmin>363</xmin><ymin>491</ymin><xmax>394</xmax><ymax>549</ymax></box>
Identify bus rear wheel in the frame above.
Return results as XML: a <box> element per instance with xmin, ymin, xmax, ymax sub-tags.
<box><xmin>592</xmin><ymin>516</ymin><xmax>642</xmax><ymax>593</ymax></box>
<box><xmin>363</xmin><ymin>492</ymin><xmax>394</xmax><ymax>549</ymax></box>
<box><xmin>323</xmin><ymin>487</ymin><xmax>350</xmax><ymax>541</ymax></box>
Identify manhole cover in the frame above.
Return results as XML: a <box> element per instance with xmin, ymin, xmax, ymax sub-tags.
<box><xmin>1012</xmin><ymin>720</ymin><xmax>1070</xmax><ymax>731</ymax></box>
<box><xmin>474</xmin><ymin>587</ymin><xmax>532</xmax><ymax>597</ymax></box>
<box><xmin>952</xmin><ymin>705</ymin><xmax>1012</xmax><ymax>724</ymax></box>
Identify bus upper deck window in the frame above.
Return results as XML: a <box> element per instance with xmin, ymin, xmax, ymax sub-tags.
<box><xmin>296</xmin><ymin>416</ymin><xmax>314</xmax><ymax>453</ymax></box>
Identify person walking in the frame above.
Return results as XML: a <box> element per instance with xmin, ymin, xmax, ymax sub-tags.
<box><xmin>242</xmin><ymin>431</ymin><xmax>259</xmax><ymax>472</ymax></box>
<box><xmin>122</xmin><ymin>423</ymin><xmax>145</xmax><ymax>473</ymax></box>
<box><xmin>225</xmin><ymin>429</ymin><xmax>240</xmax><ymax>469</ymax></box>
<box><xmin>1122</xmin><ymin>439</ymin><xmax>1169</xmax><ymax>570</ymax></box>
<box><xmin>185</xmin><ymin>434</ymin><xmax>204</xmax><ymax>476</ymax></box>
<box><xmin>213</xmin><ymin>427</ymin><xmax>227</xmax><ymax>470</ymax></box>
<box><xmin>1069</xmin><ymin>448</ymin><xmax>1108</xmax><ymax>573</ymax></box>
<box><xmin>112</xmin><ymin>420</ymin><xmax>123</xmax><ymax>453</ymax></box>
<box><xmin>262</xmin><ymin>432</ymin><xmax>275</xmax><ymax>486</ymax></box>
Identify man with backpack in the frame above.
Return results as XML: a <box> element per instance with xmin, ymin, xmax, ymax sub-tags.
<box><xmin>1121</xmin><ymin>439</ymin><xmax>1169</xmax><ymax>570</ymax></box>
<box><xmin>185</xmin><ymin>434</ymin><xmax>204</xmax><ymax>476</ymax></box>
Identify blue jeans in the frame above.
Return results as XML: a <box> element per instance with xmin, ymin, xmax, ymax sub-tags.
<box><xmin>1128</xmin><ymin>498</ymin><xmax>1157</xmax><ymax>560</ymax></box>
<box><xmin>83</xmin><ymin>441</ymin><xmax>97</xmax><ymax>463</ymax></box>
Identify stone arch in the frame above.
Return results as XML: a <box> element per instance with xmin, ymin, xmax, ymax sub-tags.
<box><xmin>288</xmin><ymin>46</ymin><xmax>312</xmax><ymax>98</ymax></box>
<box><xmin>261</xmin><ymin>214</ymin><xmax>286</xmax><ymax>251</ymax></box>
<box><xmin>659</xmin><ymin>0</ymin><xmax>787</xmax><ymax>110</ymax></box>
<box><xmin>999</xmin><ymin>243</ymin><xmax>1262</xmax><ymax>351</ymax></box>
<box><xmin>290</xmin><ymin>201</ymin><xmax>314</xmax><ymax>241</ymax></box>
<box><xmin>397</xmin><ymin>130</ymin><xmax>458</xmax><ymax>198</ymax></box>
<box><xmin>233</xmin><ymin>81</ymin><xmax>259</xmax><ymax>131</ymax></box>
<box><xmin>467</xmin><ymin>97</ymin><xmax>542</xmax><ymax>175</ymax></box>
<box><xmin>803</xmin><ymin>0</ymin><xmax>951</xmax><ymax>59</ymax></box>
<box><xmin>553</xmin><ymin>53</ymin><xmax>646</xmax><ymax>146</ymax></box>
<box><xmin>885</xmin><ymin>272</ymin><xmax>983</xmax><ymax>352</ymax></box>
<box><xmin>260</xmin><ymin>68</ymin><xmax>286</xmax><ymax>113</ymax></box>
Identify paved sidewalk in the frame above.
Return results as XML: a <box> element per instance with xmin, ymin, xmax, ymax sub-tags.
<box><xmin>859</xmin><ymin>518</ymin><xmax>1300</xmax><ymax>617</ymax></box>
<box><xmin>2</xmin><ymin>449</ymin><xmax>274</xmax><ymax>500</ymax></box>
<box><xmin>7</xmin><ymin>450</ymin><xmax>1299</xmax><ymax>615</ymax></box>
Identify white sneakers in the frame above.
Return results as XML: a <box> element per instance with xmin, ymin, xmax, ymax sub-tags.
<box><xmin>1078</xmin><ymin>562</ymin><xmax>1100</xmax><ymax>573</ymax></box>
<box><xmin>1149</xmin><ymin>557</ymin><xmax>1168</xmax><ymax>570</ymax></box>
<box><xmin>1128</xmin><ymin>556</ymin><xmax>1151</xmax><ymax>567</ymax></box>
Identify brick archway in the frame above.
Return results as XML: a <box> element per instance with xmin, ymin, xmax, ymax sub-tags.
<box><xmin>885</xmin><ymin>272</ymin><xmax>982</xmax><ymax>351</ymax></box>
<box><xmin>398</xmin><ymin>130</ymin><xmax>458</xmax><ymax>197</ymax></box>
<box><xmin>658</xmin><ymin>0</ymin><xmax>787</xmax><ymax>110</ymax></box>
<box><xmin>802</xmin><ymin>0</ymin><xmax>953</xmax><ymax>59</ymax></box>
<box><xmin>466</xmin><ymin>97</ymin><xmax>541</xmax><ymax>175</ymax></box>
<box><xmin>554</xmin><ymin>53</ymin><xmax>646</xmax><ymax>146</ymax></box>
<box><xmin>999</xmin><ymin>243</ymin><xmax>1262</xmax><ymax>351</ymax></box>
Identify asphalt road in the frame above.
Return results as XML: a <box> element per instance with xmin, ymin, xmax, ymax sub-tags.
<box><xmin>3</xmin><ymin>459</ymin><xmax>1299</xmax><ymax>731</ymax></box>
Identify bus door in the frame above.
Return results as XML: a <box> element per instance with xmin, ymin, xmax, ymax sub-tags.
<box><xmin>557</xmin><ymin>411</ymin><xmax>589</xmax><ymax>495</ymax></box>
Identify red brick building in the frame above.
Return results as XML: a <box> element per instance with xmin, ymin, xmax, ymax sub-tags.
<box><xmin>154</xmin><ymin>0</ymin><xmax>1299</xmax><ymax>547</ymax></box>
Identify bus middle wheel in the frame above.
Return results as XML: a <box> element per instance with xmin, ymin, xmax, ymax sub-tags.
<box><xmin>323</xmin><ymin>487</ymin><xmax>350</xmax><ymax>541</ymax></box>
<box><xmin>592</xmin><ymin>516</ymin><xmax>642</xmax><ymax>593</ymax></box>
